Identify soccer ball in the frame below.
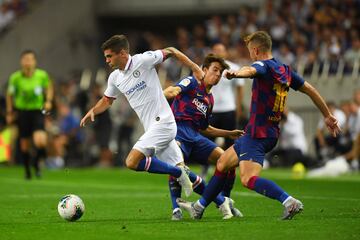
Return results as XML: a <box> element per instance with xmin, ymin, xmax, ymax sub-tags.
<box><xmin>57</xmin><ymin>194</ymin><xmax>85</xmax><ymax>221</ymax></box>
<box><xmin>291</xmin><ymin>162</ymin><xmax>306</xmax><ymax>179</ymax></box>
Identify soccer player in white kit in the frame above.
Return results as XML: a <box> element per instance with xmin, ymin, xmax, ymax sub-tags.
<box><xmin>80</xmin><ymin>35</ymin><xmax>204</xmax><ymax>196</ymax></box>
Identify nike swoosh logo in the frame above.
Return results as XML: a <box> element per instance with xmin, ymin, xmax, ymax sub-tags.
<box><xmin>239</xmin><ymin>152</ymin><xmax>247</xmax><ymax>157</ymax></box>
<box><xmin>196</xmin><ymin>93</ymin><xmax>203</xmax><ymax>97</ymax></box>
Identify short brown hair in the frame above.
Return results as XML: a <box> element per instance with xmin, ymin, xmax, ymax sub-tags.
<box><xmin>20</xmin><ymin>49</ymin><xmax>36</xmax><ymax>58</ymax></box>
<box><xmin>101</xmin><ymin>35</ymin><xmax>130</xmax><ymax>53</ymax></box>
<box><xmin>202</xmin><ymin>54</ymin><xmax>229</xmax><ymax>72</ymax></box>
<box><xmin>244</xmin><ymin>31</ymin><xmax>272</xmax><ymax>52</ymax></box>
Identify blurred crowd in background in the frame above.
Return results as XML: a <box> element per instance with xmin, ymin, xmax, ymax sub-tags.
<box><xmin>0</xmin><ymin>0</ymin><xmax>359</xmax><ymax>176</ymax></box>
<box><xmin>133</xmin><ymin>0</ymin><xmax>360</xmax><ymax>80</ymax></box>
<box><xmin>0</xmin><ymin>0</ymin><xmax>27</xmax><ymax>34</ymax></box>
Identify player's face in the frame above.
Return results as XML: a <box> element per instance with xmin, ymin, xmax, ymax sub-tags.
<box><xmin>104</xmin><ymin>49</ymin><xmax>127</xmax><ymax>69</ymax></box>
<box><xmin>20</xmin><ymin>53</ymin><xmax>36</xmax><ymax>70</ymax></box>
<box><xmin>203</xmin><ymin>62</ymin><xmax>222</xmax><ymax>86</ymax></box>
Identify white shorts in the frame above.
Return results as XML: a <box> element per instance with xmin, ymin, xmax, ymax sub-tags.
<box><xmin>133</xmin><ymin>122</ymin><xmax>183</xmax><ymax>166</ymax></box>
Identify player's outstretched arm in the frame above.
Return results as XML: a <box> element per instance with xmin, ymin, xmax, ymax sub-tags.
<box><xmin>299</xmin><ymin>81</ymin><xmax>341</xmax><ymax>137</ymax></box>
<box><xmin>200</xmin><ymin>125</ymin><xmax>244</xmax><ymax>139</ymax></box>
<box><xmin>162</xmin><ymin>47</ymin><xmax>204</xmax><ymax>81</ymax></box>
<box><xmin>80</xmin><ymin>96</ymin><xmax>113</xmax><ymax>127</ymax></box>
<box><xmin>163</xmin><ymin>86</ymin><xmax>182</xmax><ymax>100</ymax></box>
<box><xmin>224</xmin><ymin>66</ymin><xmax>257</xmax><ymax>79</ymax></box>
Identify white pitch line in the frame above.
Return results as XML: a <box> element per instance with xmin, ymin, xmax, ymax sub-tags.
<box><xmin>7</xmin><ymin>192</ymin><xmax>165</xmax><ymax>199</ymax></box>
<box><xmin>0</xmin><ymin>178</ymin><xmax>165</xmax><ymax>191</ymax></box>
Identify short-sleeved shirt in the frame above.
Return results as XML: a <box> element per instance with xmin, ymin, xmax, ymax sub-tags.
<box><xmin>7</xmin><ymin>69</ymin><xmax>50</xmax><ymax>110</ymax></box>
<box><xmin>171</xmin><ymin>76</ymin><xmax>214</xmax><ymax>130</ymax></box>
<box><xmin>211</xmin><ymin>60</ymin><xmax>245</xmax><ymax>113</ymax></box>
<box><xmin>104</xmin><ymin>50</ymin><xmax>175</xmax><ymax>131</ymax></box>
<box><xmin>246</xmin><ymin>58</ymin><xmax>305</xmax><ymax>138</ymax></box>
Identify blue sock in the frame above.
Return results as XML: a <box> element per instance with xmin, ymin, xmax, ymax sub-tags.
<box><xmin>222</xmin><ymin>169</ymin><xmax>236</xmax><ymax>197</ymax></box>
<box><xmin>247</xmin><ymin>176</ymin><xmax>289</xmax><ymax>203</ymax></box>
<box><xmin>188</xmin><ymin>171</ymin><xmax>225</xmax><ymax>206</ymax></box>
<box><xmin>168</xmin><ymin>176</ymin><xmax>181</xmax><ymax>209</ymax></box>
<box><xmin>199</xmin><ymin>169</ymin><xmax>228</xmax><ymax>207</ymax></box>
<box><xmin>136</xmin><ymin>156</ymin><xmax>181</xmax><ymax>177</ymax></box>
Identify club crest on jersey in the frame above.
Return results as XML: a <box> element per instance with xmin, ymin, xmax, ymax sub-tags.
<box><xmin>192</xmin><ymin>98</ymin><xmax>207</xmax><ymax>116</ymax></box>
<box><xmin>133</xmin><ymin>70</ymin><xmax>141</xmax><ymax>78</ymax></box>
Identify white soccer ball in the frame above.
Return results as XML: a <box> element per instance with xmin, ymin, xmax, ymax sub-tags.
<box><xmin>57</xmin><ymin>194</ymin><xmax>85</xmax><ymax>221</ymax></box>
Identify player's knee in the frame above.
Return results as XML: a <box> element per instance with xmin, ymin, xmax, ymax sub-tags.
<box><xmin>33</xmin><ymin>132</ymin><xmax>47</xmax><ymax>147</ymax></box>
<box><xmin>208</xmin><ymin>147</ymin><xmax>223</xmax><ymax>164</ymax></box>
<box><xmin>241</xmin><ymin>175</ymin><xmax>259</xmax><ymax>189</ymax></box>
<box><xmin>240</xmin><ymin>175</ymin><xmax>250</xmax><ymax>188</ymax></box>
<box><xmin>216</xmin><ymin>159</ymin><xmax>229</xmax><ymax>173</ymax></box>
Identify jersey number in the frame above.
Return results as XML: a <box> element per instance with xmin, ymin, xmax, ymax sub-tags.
<box><xmin>272</xmin><ymin>83</ymin><xmax>288</xmax><ymax>112</ymax></box>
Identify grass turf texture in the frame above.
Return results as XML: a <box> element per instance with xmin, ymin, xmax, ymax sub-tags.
<box><xmin>0</xmin><ymin>166</ymin><xmax>359</xmax><ymax>240</ymax></box>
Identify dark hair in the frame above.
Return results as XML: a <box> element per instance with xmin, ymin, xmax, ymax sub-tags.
<box><xmin>244</xmin><ymin>31</ymin><xmax>272</xmax><ymax>52</ymax></box>
<box><xmin>101</xmin><ymin>35</ymin><xmax>130</xmax><ymax>53</ymax></box>
<box><xmin>20</xmin><ymin>49</ymin><xmax>36</xmax><ymax>58</ymax></box>
<box><xmin>210</xmin><ymin>41</ymin><xmax>224</xmax><ymax>48</ymax></box>
<box><xmin>202</xmin><ymin>54</ymin><xmax>229</xmax><ymax>72</ymax></box>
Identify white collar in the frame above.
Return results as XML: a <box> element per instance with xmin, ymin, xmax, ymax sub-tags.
<box><xmin>123</xmin><ymin>55</ymin><xmax>132</xmax><ymax>72</ymax></box>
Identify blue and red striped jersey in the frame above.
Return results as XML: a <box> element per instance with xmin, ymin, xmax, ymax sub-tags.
<box><xmin>246</xmin><ymin>58</ymin><xmax>305</xmax><ymax>138</ymax></box>
<box><xmin>171</xmin><ymin>76</ymin><xmax>214</xmax><ymax>130</ymax></box>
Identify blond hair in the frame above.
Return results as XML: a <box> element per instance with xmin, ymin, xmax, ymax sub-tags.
<box><xmin>244</xmin><ymin>31</ymin><xmax>272</xmax><ymax>52</ymax></box>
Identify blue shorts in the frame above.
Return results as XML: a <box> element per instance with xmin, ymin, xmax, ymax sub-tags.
<box><xmin>233</xmin><ymin>133</ymin><xmax>277</xmax><ymax>166</ymax></box>
<box><xmin>176</xmin><ymin>122</ymin><xmax>217</xmax><ymax>165</ymax></box>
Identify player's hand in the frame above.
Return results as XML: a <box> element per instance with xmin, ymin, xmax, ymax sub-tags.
<box><xmin>80</xmin><ymin>109</ymin><xmax>95</xmax><ymax>127</ymax></box>
<box><xmin>228</xmin><ymin>129</ymin><xmax>245</xmax><ymax>140</ymax></box>
<box><xmin>324</xmin><ymin>114</ymin><xmax>341</xmax><ymax>137</ymax></box>
<box><xmin>224</xmin><ymin>69</ymin><xmax>238</xmax><ymax>79</ymax></box>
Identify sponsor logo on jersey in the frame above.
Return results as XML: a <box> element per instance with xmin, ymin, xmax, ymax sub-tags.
<box><xmin>192</xmin><ymin>98</ymin><xmax>207</xmax><ymax>116</ymax></box>
<box><xmin>125</xmin><ymin>80</ymin><xmax>147</xmax><ymax>95</ymax></box>
<box><xmin>239</xmin><ymin>152</ymin><xmax>247</xmax><ymax>157</ymax></box>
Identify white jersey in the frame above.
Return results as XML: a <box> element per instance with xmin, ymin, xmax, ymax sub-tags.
<box><xmin>211</xmin><ymin>60</ymin><xmax>245</xmax><ymax>113</ymax></box>
<box><xmin>104</xmin><ymin>50</ymin><xmax>175</xmax><ymax>131</ymax></box>
<box><xmin>279</xmin><ymin>112</ymin><xmax>308</xmax><ymax>153</ymax></box>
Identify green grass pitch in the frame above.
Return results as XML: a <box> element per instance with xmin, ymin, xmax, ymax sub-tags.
<box><xmin>0</xmin><ymin>166</ymin><xmax>359</xmax><ymax>240</ymax></box>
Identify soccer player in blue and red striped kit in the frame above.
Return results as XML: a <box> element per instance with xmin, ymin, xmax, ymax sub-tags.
<box><xmin>164</xmin><ymin>54</ymin><xmax>244</xmax><ymax>220</ymax></box>
<box><xmin>178</xmin><ymin>31</ymin><xmax>341</xmax><ymax>220</ymax></box>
